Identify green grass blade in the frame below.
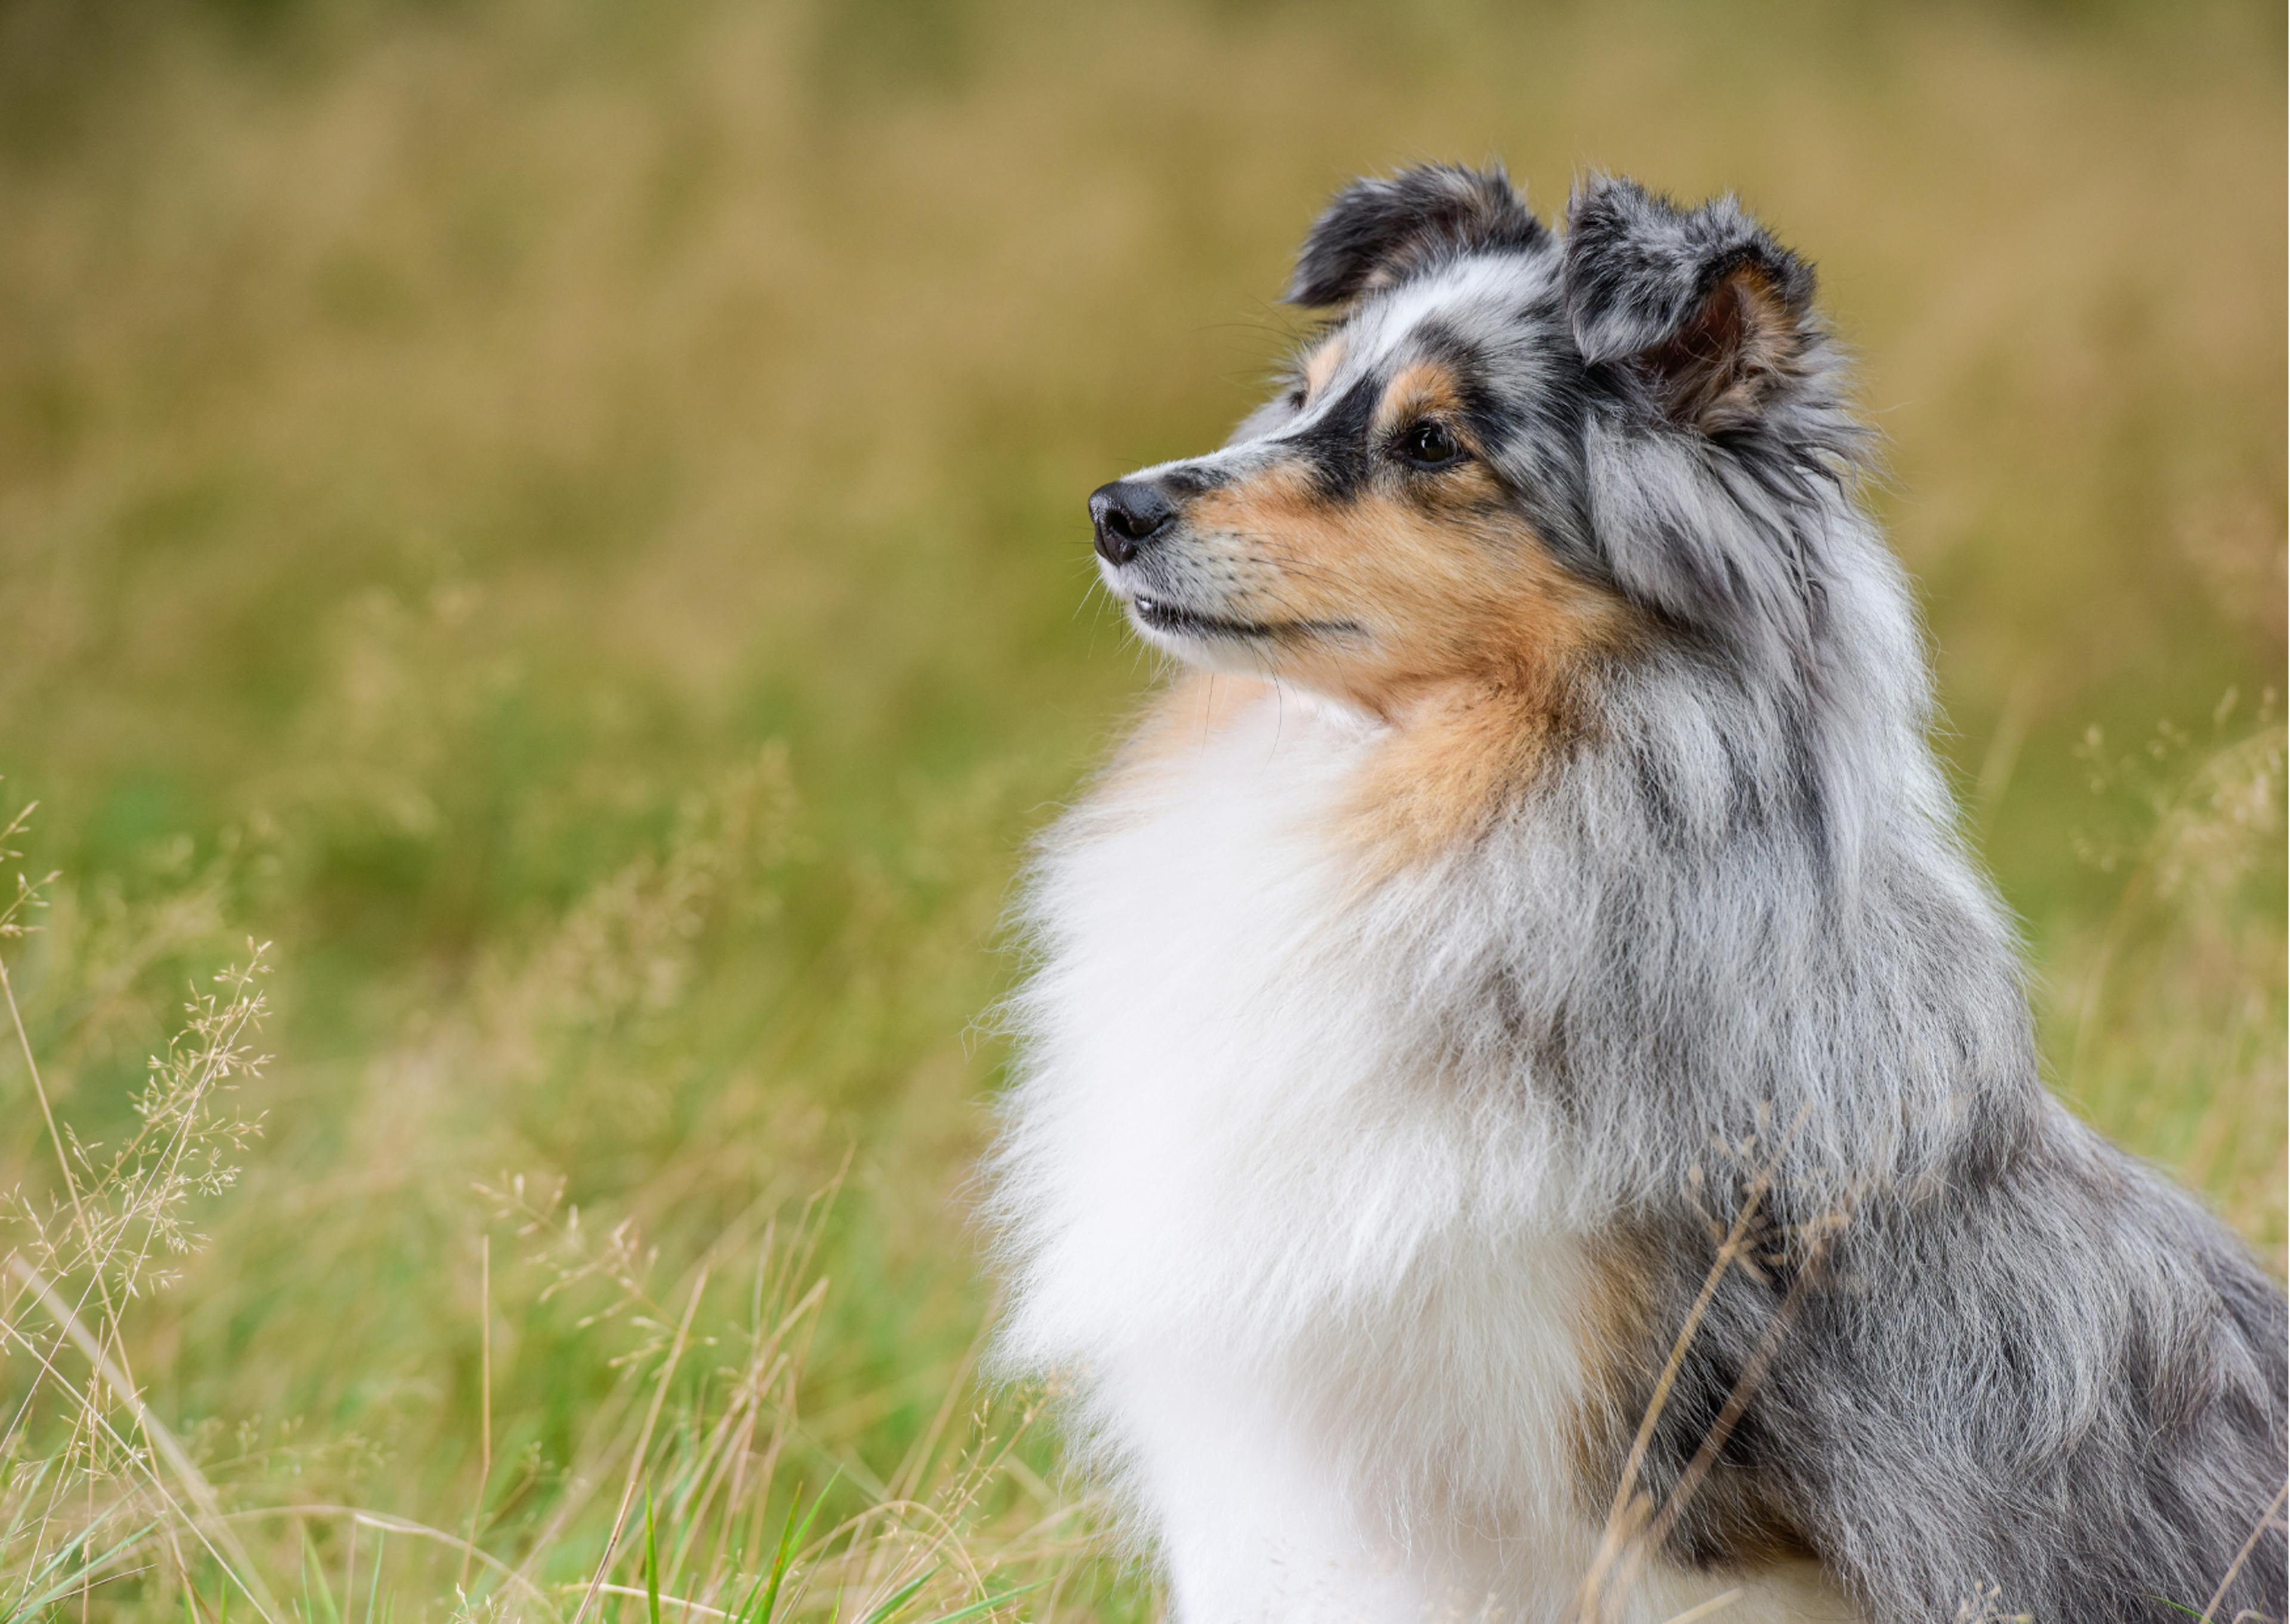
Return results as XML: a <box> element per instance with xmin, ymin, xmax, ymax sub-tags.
<box><xmin>791</xmin><ymin>1470</ymin><xmax>838</xmax><ymax>1551</ymax></box>
<box><xmin>747</xmin><ymin>1470</ymin><xmax>841</xmax><ymax>1624</ymax></box>
<box><xmin>2</xmin><ymin>1518</ymin><xmax>161</xmax><ymax>1624</ymax></box>
<box><xmin>303</xmin><ymin>1529</ymin><xmax>344</xmax><ymax>1624</ymax></box>
<box><xmin>744</xmin><ymin>1500</ymin><xmax>803</xmax><ymax>1624</ymax></box>
<box><xmin>362</xmin><ymin>1527</ymin><xmax>386</xmax><ymax>1624</ymax></box>
<box><xmin>856</xmin><ymin>1565</ymin><xmax>937</xmax><ymax>1624</ymax></box>
<box><xmin>643</xmin><ymin>1485</ymin><xmax>663</xmax><ymax>1624</ymax></box>
<box><xmin>912</xmin><ymin>1580</ymin><xmax>1046</xmax><ymax>1624</ymax></box>
<box><xmin>729</xmin><ymin>1572</ymin><xmax>767</xmax><ymax>1624</ymax></box>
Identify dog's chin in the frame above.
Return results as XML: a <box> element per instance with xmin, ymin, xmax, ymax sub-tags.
<box><xmin>1121</xmin><ymin>593</ymin><xmax>1365</xmax><ymax>671</ymax></box>
<box><xmin>1122</xmin><ymin>597</ymin><xmax>1291</xmax><ymax>679</ymax></box>
<box><xmin>1128</xmin><ymin>594</ymin><xmax>1278</xmax><ymax>644</ymax></box>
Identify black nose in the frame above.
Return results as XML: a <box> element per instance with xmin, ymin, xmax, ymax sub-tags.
<box><xmin>1090</xmin><ymin>479</ymin><xmax>1178</xmax><ymax>565</ymax></box>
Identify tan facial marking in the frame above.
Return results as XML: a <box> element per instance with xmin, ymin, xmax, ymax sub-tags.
<box><xmin>1300</xmin><ymin>337</ymin><xmax>1347</xmax><ymax>404</ymax></box>
<box><xmin>1129</xmin><ymin>339</ymin><xmax>1646</xmax><ymax>867</ymax></box>
<box><xmin>1373</xmin><ymin>360</ymin><xmax>1473</xmax><ymax>442</ymax></box>
<box><xmin>1199</xmin><ymin>459</ymin><xmax>1623</xmax><ymax>698</ymax></box>
<box><xmin>1171</xmin><ymin>439</ymin><xmax>1633</xmax><ymax>872</ymax></box>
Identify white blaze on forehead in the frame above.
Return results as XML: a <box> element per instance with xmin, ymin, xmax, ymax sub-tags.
<box><xmin>1322</xmin><ymin>254</ymin><xmax>1557</xmax><ymax>387</ymax></box>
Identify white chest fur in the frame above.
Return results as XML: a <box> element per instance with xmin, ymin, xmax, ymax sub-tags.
<box><xmin>990</xmin><ymin>690</ymin><xmax>1856</xmax><ymax>1624</ymax></box>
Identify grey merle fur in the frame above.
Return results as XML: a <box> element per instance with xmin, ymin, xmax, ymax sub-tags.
<box><xmin>1291</xmin><ymin>167</ymin><xmax>2288</xmax><ymax>1620</ymax></box>
<box><xmin>1285</xmin><ymin>162</ymin><xmax>1551</xmax><ymax>308</ymax></box>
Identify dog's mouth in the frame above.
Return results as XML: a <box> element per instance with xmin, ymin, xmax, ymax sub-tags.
<box><xmin>1129</xmin><ymin>595</ymin><xmax>1361</xmax><ymax>644</ymax></box>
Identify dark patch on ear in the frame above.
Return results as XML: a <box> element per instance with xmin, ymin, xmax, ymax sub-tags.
<box><xmin>1563</xmin><ymin>175</ymin><xmax>1817</xmax><ymax>435</ymax></box>
<box><xmin>1286</xmin><ymin>164</ymin><xmax>1550</xmax><ymax>309</ymax></box>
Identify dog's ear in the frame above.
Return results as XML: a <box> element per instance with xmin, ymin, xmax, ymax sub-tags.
<box><xmin>1562</xmin><ymin>176</ymin><xmax>1817</xmax><ymax>435</ymax></box>
<box><xmin>1285</xmin><ymin>164</ymin><xmax>1548</xmax><ymax>309</ymax></box>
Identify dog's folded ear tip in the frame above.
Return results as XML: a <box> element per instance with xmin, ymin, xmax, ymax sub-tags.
<box><xmin>1563</xmin><ymin>172</ymin><xmax>1671</xmax><ymax>234</ymax></box>
<box><xmin>1564</xmin><ymin>169</ymin><xmax>1629</xmax><ymax>206</ymax></box>
<box><xmin>1287</xmin><ymin>162</ymin><xmax>1549</xmax><ymax>312</ymax></box>
<box><xmin>1560</xmin><ymin>180</ymin><xmax>1826</xmax><ymax>431</ymax></box>
<box><xmin>1281</xmin><ymin>254</ymin><xmax>1369</xmax><ymax>309</ymax></box>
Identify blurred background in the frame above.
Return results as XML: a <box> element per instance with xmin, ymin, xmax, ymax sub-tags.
<box><xmin>0</xmin><ymin>1</ymin><xmax>2280</xmax><ymax>1617</ymax></box>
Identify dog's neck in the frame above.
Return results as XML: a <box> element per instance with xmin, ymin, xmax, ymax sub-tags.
<box><xmin>1127</xmin><ymin>668</ymin><xmax>1592</xmax><ymax>879</ymax></box>
<box><xmin>1088</xmin><ymin>620</ymin><xmax>2038</xmax><ymax>1216</ymax></box>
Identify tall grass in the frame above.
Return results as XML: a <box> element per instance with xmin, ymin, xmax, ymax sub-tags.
<box><xmin>0</xmin><ymin>0</ymin><xmax>2279</xmax><ymax>1616</ymax></box>
<box><xmin>0</xmin><ymin>781</ymin><xmax>1138</xmax><ymax>1619</ymax></box>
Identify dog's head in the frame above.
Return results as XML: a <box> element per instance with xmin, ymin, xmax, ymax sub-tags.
<box><xmin>1090</xmin><ymin>165</ymin><xmax>1849</xmax><ymax>715</ymax></box>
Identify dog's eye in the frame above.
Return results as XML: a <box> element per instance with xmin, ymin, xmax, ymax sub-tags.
<box><xmin>1397</xmin><ymin>421</ymin><xmax>1464</xmax><ymax>468</ymax></box>
<box><xmin>1285</xmin><ymin>385</ymin><xmax>1308</xmax><ymax>410</ymax></box>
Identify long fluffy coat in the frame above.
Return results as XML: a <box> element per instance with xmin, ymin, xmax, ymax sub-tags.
<box><xmin>986</xmin><ymin>166</ymin><xmax>2287</xmax><ymax>1624</ymax></box>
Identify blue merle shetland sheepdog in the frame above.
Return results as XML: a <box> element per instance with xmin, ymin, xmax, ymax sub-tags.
<box><xmin>985</xmin><ymin>165</ymin><xmax>2288</xmax><ymax>1624</ymax></box>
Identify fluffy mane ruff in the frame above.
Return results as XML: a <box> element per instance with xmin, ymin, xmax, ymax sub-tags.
<box><xmin>982</xmin><ymin>166</ymin><xmax>2287</xmax><ymax>1624</ymax></box>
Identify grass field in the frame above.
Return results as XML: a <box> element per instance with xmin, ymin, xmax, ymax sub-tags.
<box><xmin>0</xmin><ymin>0</ymin><xmax>2281</xmax><ymax>1617</ymax></box>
